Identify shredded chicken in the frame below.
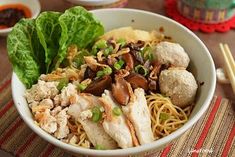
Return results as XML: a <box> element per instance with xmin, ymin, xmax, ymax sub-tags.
<box><xmin>54</xmin><ymin>83</ymin><xmax>78</xmax><ymax>106</ymax></box>
<box><xmin>25</xmin><ymin>80</ymin><xmax>59</xmax><ymax>103</ymax></box>
<box><xmin>54</xmin><ymin>108</ymin><xmax>70</xmax><ymax>139</ymax></box>
<box><xmin>36</xmin><ymin>109</ymin><xmax>57</xmax><ymax>134</ymax></box>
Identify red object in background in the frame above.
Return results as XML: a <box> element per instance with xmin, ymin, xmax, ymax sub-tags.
<box><xmin>0</xmin><ymin>4</ymin><xmax>31</xmax><ymax>29</ymax></box>
<box><xmin>165</xmin><ymin>0</ymin><xmax>235</xmax><ymax>33</ymax></box>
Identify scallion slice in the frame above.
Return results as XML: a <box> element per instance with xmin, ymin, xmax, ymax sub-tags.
<box><xmin>112</xmin><ymin>106</ymin><xmax>122</xmax><ymax>116</ymax></box>
<box><xmin>91</xmin><ymin>106</ymin><xmax>102</xmax><ymax>122</ymax></box>
<box><xmin>134</xmin><ymin>65</ymin><xmax>149</xmax><ymax>76</ymax></box>
<box><xmin>114</xmin><ymin>59</ymin><xmax>125</xmax><ymax>70</ymax></box>
<box><xmin>57</xmin><ymin>78</ymin><xmax>69</xmax><ymax>91</ymax></box>
<box><xmin>159</xmin><ymin>113</ymin><xmax>170</xmax><ymax>121</ymax></box>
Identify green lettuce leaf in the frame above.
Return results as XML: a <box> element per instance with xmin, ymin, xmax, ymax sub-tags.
<box><xmin>52</xmin><ymin>6</ymin><xmax>104</xmax><ymax>69</ymax></box>
<box><xmin>36</xmin><ymin>11</ymin><xmax>62</xmax><ymax>73</ymax></box>
<box><xmin>7</xmin><ymin>19</ymin><xmax>45</xmax><ymax>88</ymax></box>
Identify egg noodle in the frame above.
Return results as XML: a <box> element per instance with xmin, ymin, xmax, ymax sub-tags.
<box><xmin>68</xmin><ymin>119</ymin><xmax>91</xmax><ymax>148</ymax></box>
<box><xmin>146</xmin><ymin>93</ymin><xmax>192</xmax><ymax>140</ymax></box>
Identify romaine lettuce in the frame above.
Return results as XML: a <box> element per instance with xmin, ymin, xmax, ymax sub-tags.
<box><xmin>52</xmin><ymin>6</ymin><xmax>104</xmax><ymax>69</ymax></box>
<box><xmin>7</xmin><ymin>6</ymin><xmax>104</xmax><ymax>88</ymax></box>
<box><xmin>36</xmin><ymin>11</ymin><xmax>62</xmax><ymax>73</ymax></box>
<box><xmin>7</xmin><ymin>19</ymin><xmax>45</xmax><ymax>88</ymax></box>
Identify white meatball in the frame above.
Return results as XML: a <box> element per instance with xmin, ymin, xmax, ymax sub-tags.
<box><xmin>159</xmin><ymin>68</ymin><xmax>198</xmax><ymax>108</ymax></box>
<box><xmin>154</xmin><ymin>41</ymin><xmax>190</xmax><ymax>68</ymax></box>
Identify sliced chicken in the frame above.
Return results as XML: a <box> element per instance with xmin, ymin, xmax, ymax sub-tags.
<box><xmin>100</xmin><ymin>90</ymin><xmax>133</xmax><ymax>148</ymax></box>
<box><xmin>122</xmin><ymin>88</ymin><xmax>154</xmax><ymax>145</ymax></box>
<box><xmin>67</xmin><ymin>94</ymin><xmax>91</xmax><ymax>120</ymax></box>
<box><xmin>78</xmin><ymin>119</ymin><xmax>117</xmax><ymax>149</ymax></box>
<box><xmin>67</xmin><ymin>93</ymin><xmax>118</xmax><ymax>149</ymax></box>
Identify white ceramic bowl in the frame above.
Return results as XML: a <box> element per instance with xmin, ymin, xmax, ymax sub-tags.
<box><xmin>12</xmin><ymin>8</ymin><xmax>216</xmax><ymax>157</ymax></box>
<box><xmin>0</xmin><ymin>0</ymin><xmax>41</xmax><ymax>36</ymax></box>
<box><xmin>65</xmin><ymin>0</ymin><xmax>119</xmax><ymax>6</ymax></box>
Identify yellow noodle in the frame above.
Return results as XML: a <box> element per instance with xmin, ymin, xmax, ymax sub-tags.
<box><xmin>146</xmin><ymin>93</ymin><xmax>192</xmax><ymax>140</ymax></box>
<box><xmin>71</xmin><ymin>120</ymin><xmax>91</xmax><ymax>148</ymax></box>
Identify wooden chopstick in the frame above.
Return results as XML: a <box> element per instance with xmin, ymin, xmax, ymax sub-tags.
<box><xmin>219</xmin><ymin>43</ymin><xmax>235</xmax><ymax>94</ymax></box>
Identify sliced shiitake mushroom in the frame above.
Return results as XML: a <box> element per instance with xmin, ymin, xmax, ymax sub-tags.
<box><xmin>125</xmin><ymin>73</ymin><xmax>148</xmax><ymax>90</ymax></box>
<box><xmin>121</xmin><ymin>53</ymin><xmax>134</xmax><ymax>71</ymax></box>
<box><xmin>112</xmin><ymin>77</ymin><xmax>130</xmax><ymax>105</ymax></box>
<box><xmin>84</xmin><ymin>66</ymin><xmax>96</xmax><ymax>80</ymax></box>
<box><xmin>84</xmin><ymin>75</ymin><xmax>112</xmax><ymax>96</ymax></box>
<box><xmin>148</xmin><ymin>78</ymin><xmax>157</xmax><ymax>91</ymax></box>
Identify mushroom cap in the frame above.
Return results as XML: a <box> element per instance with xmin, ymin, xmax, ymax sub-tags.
<box><xmin>159</xmin><ymin>68</ymin><xmax>198</xmax><ymax>108</ymax></box>
<box><xmin>154</xmin><ymin>41</ymin><xmax>190</xmax><ymax>68</ymax></box>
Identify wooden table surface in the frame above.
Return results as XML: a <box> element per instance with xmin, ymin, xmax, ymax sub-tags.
<box><xmin>0</xmin><ymin>0</ymin><xmax>234</xmax><ymax>101</ymax></box>
<box><xmin>0</xmin><ymin>1</ymin><xmax>234</xmax><ymax>157</ymax></box>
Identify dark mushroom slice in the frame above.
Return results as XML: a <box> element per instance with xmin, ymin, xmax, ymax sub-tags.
<box><xmin>84</xmin><ymin>66</ymin><xmax>96</xmax><ymax>80</ymax></box>
<box><xmin>112</xmin><ymin>77</ymin><xmax>130</xmax><ymax>105</ymax></box>
<box><xmin>130</xmin><ymin>49</ymin><xmax>144</xmax><ymax>64</ymax></box>
<box><xmin>125</xmin><ymin>73</ymin><xmax>148</xmax><ymax>91</ymax></box>
<box><xmin>83</xmin><ymin>75</ymin><xmax>112</xmax><ymax>96</ymax></box>
<box><xmin>121</xmin><ymin>53</ymin><xmax>134</xmax><ymax>71</ymax></box>
<box><xmin>148</xmin><ymin>78</ymin><xmax>157</xmax><ymax>91</ymax></box>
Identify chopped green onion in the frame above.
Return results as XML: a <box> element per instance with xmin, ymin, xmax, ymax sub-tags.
<box><xmin>96</xmin><ymin>70</ymin><xmax>104</xmax><ymax>78</ymax></box>
<box><xmin>114</xmin><ymin>59</ymin><xmax>125</xmax><ymax>70</ymax></box>
<box><xmin>72</xmin><ymin>50</ymin><xmax>89</xmax><ymax>68</ymax></box>
<box><xmin>95</xmin><ymin>144</ymin><xmax>105</xmax><ymax>150</ymax></box>
<box><xmin>77</xmin><ymin>83</ymin><xmax>87</xmax><ymax>91</ymax></box>
<box><xmin>141</xmin><ymin>46</ymin><xmax>154</xmax><ymax>61</ymax></box>
<box><xmin>103</xmin><ymin>46</ymin><xmax>113</xmax><ymax>56</ymax></box>
<box><xmin>91</xmin><ymin>46</ymin><xmax>98</xmax><ymax>55</ymax></box>
<box><xmin>96</xmin><ymin>39</ymin><xmax>108</xmax><ymax>49</ymax></box>
<box><xmin>103</xmin><ymin>67</ymin><xmax>112</xmax><ymax>75</ymax></box>
<box><xmin>112</xmin><ymin>106</ymin><xmax>122</xmax><ymax>116</ymax></box>
<box><xmin>57</xmin><ymin>78</ymin><xmax>69</xmax><ymax>91</ymax></box>
<box><xmin>135</xmin><ymin>65</ymin><xmax>149</xmax><ymax>76</ymax></box>
<box><xmin>96</xmin><ymin>67</ymin><xmax>112</xmax><ymax>78</ymax></box>
<box><xmin>117</xmin><ymin>38</ymin><xmax>126</xmax><ymax>48</ymax></box>
<box><xmin>159</xmin><ymin>113</ymin><xmax>170</xmax><ymax>121</ymax></box>
<box><xmin>92</xmin><ymin>106</ymin><xmax>102</xmax><ymax>122</ymax></box>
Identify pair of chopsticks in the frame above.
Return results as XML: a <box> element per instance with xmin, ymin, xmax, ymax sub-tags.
<box><xmin>219</xmin><ymin>43</ymin><xmax>235</xmax><ymax>94</ymax></box>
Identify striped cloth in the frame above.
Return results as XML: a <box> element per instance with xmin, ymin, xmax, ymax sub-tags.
<box><xmin>0</xmin><ymin>73</ymin><xmax>234</xmax><ymax>157</ymax></box>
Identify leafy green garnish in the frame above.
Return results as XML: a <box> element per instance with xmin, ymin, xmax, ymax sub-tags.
<box><xmin>7</xmin><ymin>19</ymin><xmax>45</xmax><ymax>88</ymax></box>
<box><xmin>7</xmin><ymin>6</ymin><xmax>104</xmax><ymax>88</ymax></box>
<box><xmin>53</xmin><ymin>6</ymin><xmax>104</xmax><ymax>69</ymax></box>
<box><xmin>36</xmin><ymin>11</ymin><xmax>62</xmax><ymax>73</ymax></box>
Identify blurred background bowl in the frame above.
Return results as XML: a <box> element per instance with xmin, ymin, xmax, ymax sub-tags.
<box><xmin>65</xmin><ymin>0</ymin><xmax>119</xmax><ymax>6</ymax></box>
<box><xmin>0</xmin><ymin>0</ymin><xmax>41</xmax><ymax>36</ymax></box>
<box><xmin>12</xmin><ymin>8</ymin><xmax>216</xmax><ymax>157</ymax></box>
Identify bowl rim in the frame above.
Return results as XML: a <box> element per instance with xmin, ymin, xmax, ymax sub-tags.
<box><xmin>0</xmin><ymin>0</ymin><xmax>41</xmax><ymax>34</ymax></box>
<box><xmin>11</xmin><ymin>8</ymin><xmax>216</xmax><ymax>156</ymax></box>
<box><xmin>66</xmin><ymin>0</ymin><xmax>119</xmax><ymax>6</ymax></box>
